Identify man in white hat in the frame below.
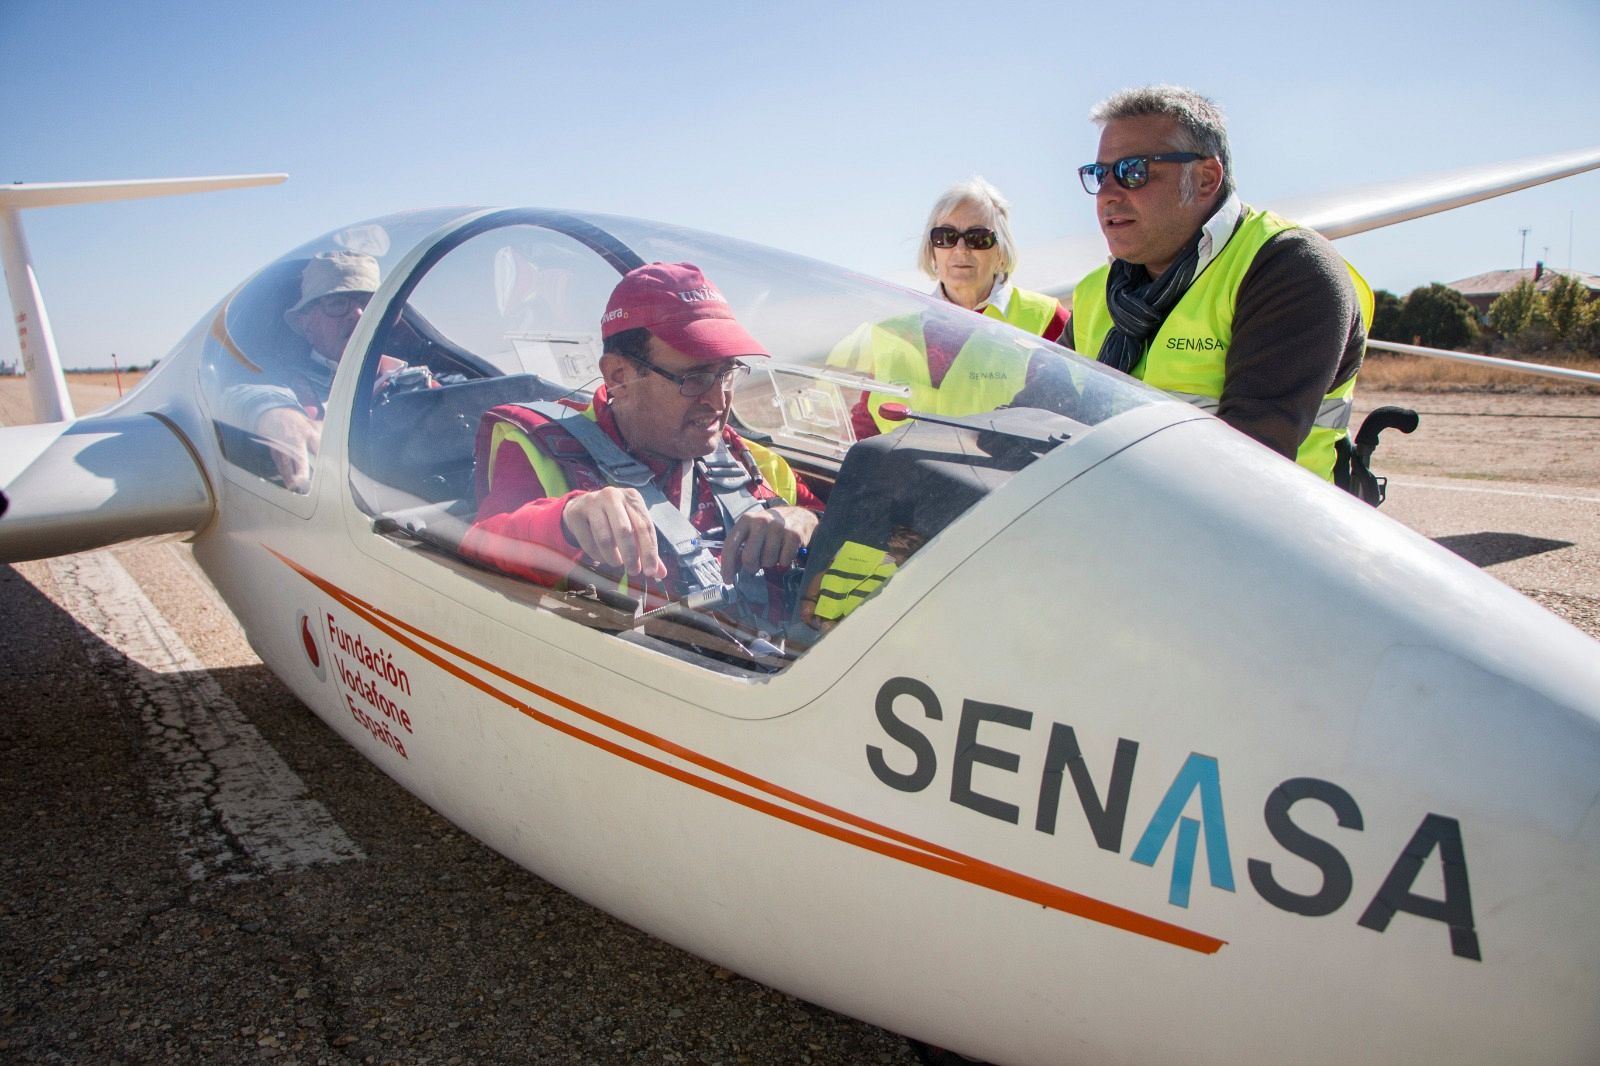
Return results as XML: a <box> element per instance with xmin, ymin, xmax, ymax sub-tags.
<box><xmin>225</xmin><ymin>251</ymin><xmax>390</xmax><ymax>492</ymax></box>
<box><xmin>283</xmin><ymin>251</ymin><xmax>380</xmax><ymax>366</ymax></box>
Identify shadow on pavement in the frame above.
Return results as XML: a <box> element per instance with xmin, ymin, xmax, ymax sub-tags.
<box><xmin>1434</xmin><ymin>531</ymin><xmax>1573</xmax><ymax>567</ymax></box>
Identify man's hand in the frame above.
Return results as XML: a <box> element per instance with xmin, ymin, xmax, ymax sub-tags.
<box><xmin>256</xmin><ymin>407</ymin><xmax>322</xmax><ymax>494</ymax></box>
<box><xmin>721</xmin><ymin>504</ymin><xmax>819</xmax><ymax>583</ymax></box>
<box><xmin>561</xmin><ymin>486</ymin><xmax>667</xmax><ymax>580</ymax></box>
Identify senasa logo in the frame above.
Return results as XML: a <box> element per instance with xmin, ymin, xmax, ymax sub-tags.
<box><xmin>866</xmin><ymin>676</ymin><xmax>1480</xmax><ymax>961</ymax></box>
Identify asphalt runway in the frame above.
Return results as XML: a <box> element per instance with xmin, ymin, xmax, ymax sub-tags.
<box><xmin>1</xmin><ymin>544</ymin><xmax>921</xmax><ymax>1065</ymax></box>
<box><xmin>1352</xmin><ymin>388</ymin><xmax>1600</xmax><ymax>639</ymax></box>
<box><xmin>3</xmin><ymin>386</ymin><xmax>1598</xmax><ymax>1064</ymax></box>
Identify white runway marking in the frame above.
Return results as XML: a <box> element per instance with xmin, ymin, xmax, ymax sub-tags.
<box><xmin>46</xmin><ymin>551</ymin><xmax>364</xmax><ymax>881</ymax></box>
<box><xmin>1387</xmin><ymin>479</ymin><xmax>1600</xmax><ymax>504</ymax></box>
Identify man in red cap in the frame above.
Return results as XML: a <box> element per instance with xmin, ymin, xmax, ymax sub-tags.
<box><xmin>462</xmin><ymin>263</ymin><xmax>821</xmax><ymax>610</ymax></box>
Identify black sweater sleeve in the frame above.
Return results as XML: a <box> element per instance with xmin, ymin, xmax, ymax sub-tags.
<box><xmin>1218</xmin><ymin>228</ymin><xmax>1365</xmax><ymax>459</ymax></box>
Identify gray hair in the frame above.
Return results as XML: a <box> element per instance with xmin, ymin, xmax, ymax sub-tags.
<box><xmin>1090</xmin><ymin>85</ymin><xmax>1234</xmax><ymax>202</ymax></box>
<box><xmin>916</xmin><ymin>176</ymin><xmax>1019</xmax><ymax>279</ymax></box>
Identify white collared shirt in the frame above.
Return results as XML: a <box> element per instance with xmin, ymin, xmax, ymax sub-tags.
<box><xmin>1195</xmin><ymin>193</ymin><xmax>1246</xmax><ymax>279</ymax></box>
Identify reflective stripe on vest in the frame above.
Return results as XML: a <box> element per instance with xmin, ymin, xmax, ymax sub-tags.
<box><xmin>1162</xmin><ymin>390</ymin><xmax>1351</xmax><ymax>431</ymax></box>
<box><xmin>812</xmin><ymin>540</ymin><xmax>898</xmax><ymax>622</ymax></box>
<box><xmin>1072</xmin><ymin>208</ymin><xmax>1371</xmax><ymax>480</ymax></box>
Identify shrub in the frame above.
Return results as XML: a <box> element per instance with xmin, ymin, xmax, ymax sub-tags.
<box><xmin>1397</xmin><ymin>283</ymin><xmax>1477</xmax><ymax>349</ymax></box>
<box><xmin>1488</xmin><ymin>280</ymin><xmax>1542</xmax><ymax>337</ymax></box>
<box><xmin>1543</xmin><ymin>274</ymin><xmax>1590</xmax><ymax>343</ymax></box>
<box><xmin>1370</xmin><ymin>289</ymin><xmax>1405</xmax><ymax>341</ymax></box>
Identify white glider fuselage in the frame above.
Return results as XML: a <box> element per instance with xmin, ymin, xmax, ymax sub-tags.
<box><xmin>3</xmin><ymin>198</ymin><xmax>1598</xmax><ymax>1065</ymax></box>
<box><xmin>199</xmin><ymin>375</ymin><xmax>1600</xmax><ymax>1064</ymax></box>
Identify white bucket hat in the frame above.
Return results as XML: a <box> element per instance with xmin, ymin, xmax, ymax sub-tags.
<box><xmin>286</xmin><ymin>251</ymin><xmax>380</xmax><ymax>317</ymax></box>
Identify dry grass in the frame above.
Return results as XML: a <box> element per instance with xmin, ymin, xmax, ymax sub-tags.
<box><xmin>1359</xmin><ymin>351</ymin><xmax>1600</xmax><ymax>394</ymax></box>
<box><xmin>44</xmin><ymin>362</ymin><xmax>1600</xmax><ymax>399</ymax></box>
<box><xmin>65</xmin><ymin>369</ymin><xmax>147</xmax><ymax>387</ymax></box>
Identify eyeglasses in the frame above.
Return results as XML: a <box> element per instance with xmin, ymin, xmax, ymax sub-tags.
<box><xmin>1077</xmin><ymin>153</ymin><xmax>1204</xmax><ymax>194</ymax></box>
<box><xmin>629</xmin><ymin>355</ymin><xmax>750</xmax><ymax>397</ymax></box>
<box><xmin>929</xmin><ymin>225</ymin><xmax>998</xmax><ymax>250</ymax></box>
<box><xmin>310</xmin><ymin>292</ymin><xmax>371</xmax><ymax>318</ymax></box>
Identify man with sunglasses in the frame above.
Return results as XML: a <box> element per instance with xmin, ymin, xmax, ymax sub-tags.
<box><xmin>464</xmin><ymin>262</ymin><xmax>820</xmax><ymax>611</ymax></box>
<box><xmin>1070</xmin><ymin>85</ymin><xmax>1370</xmax><ymax>481</ymax></box>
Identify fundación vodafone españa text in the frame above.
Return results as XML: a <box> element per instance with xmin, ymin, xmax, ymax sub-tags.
<box><xmin>326</xmin><ymin>612</ymin><xmax>415</xmax><ymax>759</ymax></box>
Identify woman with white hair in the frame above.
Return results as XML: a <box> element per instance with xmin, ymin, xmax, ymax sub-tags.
<box><xmin>919</xmin><ymin>176</ymin><xmax>1066</xmax><ymax>338</ymax></box>
<box><xmin>831</xmin><ymin>177</ymin><xmax>1068</xmax><ymax>438</ymax></box>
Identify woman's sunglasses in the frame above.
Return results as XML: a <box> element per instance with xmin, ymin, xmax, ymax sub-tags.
<box><xmin>929</xmin><ymin>225</ymin><xmax>997</xmax><ymax>250</ymax></box>
<box><xmin>1077</xmin><ymin>153</ymin><xmax>1204</xmax><ymax>194</ymax></box>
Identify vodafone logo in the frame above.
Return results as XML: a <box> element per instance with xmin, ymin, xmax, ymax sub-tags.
<box><xmin>298</xmin><ymin>610</ymin><xmax>326</xmax><ymax>682</ymax></box>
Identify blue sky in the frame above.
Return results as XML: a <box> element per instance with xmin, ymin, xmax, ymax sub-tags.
<box><xmin>3</xmin><ymin>0</ymin><xmax>1597</xmax><ymax>368</ymax></box>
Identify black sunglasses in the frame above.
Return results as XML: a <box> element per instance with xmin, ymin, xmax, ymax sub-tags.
<box><xmin>929</xmin><ymin>225</ymin><xmax>998</xmax><ymax>250</ymax></box>
<box><xmin>1077</xmin><ymin>153</ymin><xmax>1204</xmax><ymax>194</ymax></box>
<box><xmin>628</xmin><ymin>355</ymin><xmax>750</xmax><ymax>398</ymax></box>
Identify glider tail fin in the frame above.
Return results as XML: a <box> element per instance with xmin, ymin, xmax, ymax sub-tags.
<box><xmin>0</xmin><ymin>173</ymin><xmax>287</xmax><ymax>424</ymax></box>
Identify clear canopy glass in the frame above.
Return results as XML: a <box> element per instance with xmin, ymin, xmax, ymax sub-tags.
<box><xmin>204</xmin><ymin>207</ymin><xmax>1165</xmax><ymax>675</ymax></box>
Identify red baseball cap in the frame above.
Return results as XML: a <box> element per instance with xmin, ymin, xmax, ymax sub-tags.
<box><xmin>600</xmin><ymin>262</ymin><xmax>770</xmax><ymax>362</ymax></box>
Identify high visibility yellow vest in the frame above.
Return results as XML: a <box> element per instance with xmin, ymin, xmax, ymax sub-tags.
<box><xmin>478</xmin><ymin>402</ymin><xmax>802</xmax><ymax>595</ymax></box>
<box><xmin>985</xmin><ymin>286</ymin><xmax>1060</xmax><ymax>334</ymax></box>
<box><xmin>1072</xmin><ymin>208</ymin><xmax>1373</xmax><ymax>479</ymax></box>
<box><xmin>483</xmin><ymin>403</ymin><xmax>801</xmax><ymax>506</ymax></box>
<box><xmin>830</xmin><ymin>286</ymin><xmax>1061</xmax><ymax>434</ymax></box>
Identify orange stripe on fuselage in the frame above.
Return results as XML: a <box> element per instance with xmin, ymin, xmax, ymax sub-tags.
<box><xmin>271</xmin><ymin>548</ymin><xmax>1225</xmax><ymax>955</ymax></box>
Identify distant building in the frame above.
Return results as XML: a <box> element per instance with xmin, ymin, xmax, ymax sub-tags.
<box><xmin>1446</xmin><ymin>264</ymin><xmax>1600</xmax><ymax>320</ymax></box>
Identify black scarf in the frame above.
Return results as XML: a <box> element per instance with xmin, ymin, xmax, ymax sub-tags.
<box><xmin>1095</xmin><ymin>232</ymin><xmax>1204</xmax><ymax>374</ymax></box>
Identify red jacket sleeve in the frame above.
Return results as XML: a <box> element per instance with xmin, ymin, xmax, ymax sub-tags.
<box><xmin>1041</xmin><ymin>301</ymin><xmax>1069</xmax><ymax>344</ymax></box>
<box><xmin>460</xmin><ymin>439</ymin><xmax>587</xmax><ymax>586</ymax></box>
